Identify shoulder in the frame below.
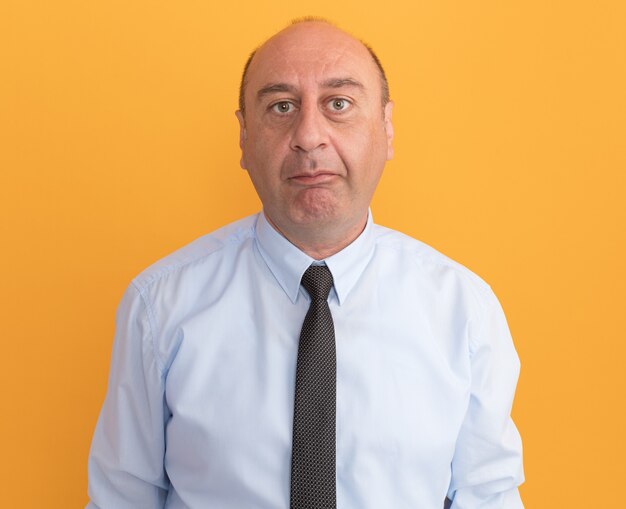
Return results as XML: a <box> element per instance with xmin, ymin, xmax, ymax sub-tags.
<box><xmin>113</xmin><ymin>214</ymin><xmax>260</xmax><ymax>372</ymax></box>
<box><xmin>130</xmin><ymin>214</ymin><xmax>259</xmax><ymax>295</ymax></box>
<box><xmin>371</xmin><ymin>223</ymin><xmax>510</xmax><ymax>353</ymax></box>
<box><xmin>371</xmin><ymin>223</ymin><xmax>496</xmax><ymax>306</ymax></box>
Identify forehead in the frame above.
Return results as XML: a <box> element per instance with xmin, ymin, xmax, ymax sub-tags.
<box><xmin>246</xmin><ymin>23</ymin><xmax>379</xmax><ymax>94</ymax></box>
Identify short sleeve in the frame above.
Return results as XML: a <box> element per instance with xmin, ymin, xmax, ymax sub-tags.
<box><xmin>447</xmin><ymin>287</ymin><xmax>525</xmax><ymax>508</ymax></box>
<box><xmin>86</xmin><ymin>283</ymin><xmax>169</xmax><ymax>508</ymax></box>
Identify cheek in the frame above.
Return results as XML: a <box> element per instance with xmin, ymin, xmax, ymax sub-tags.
<box><xmin>246</xmin><ymin>129</ymin><xmax>288</xmax><ymax>166</ymax></box>
<box><xmin>336</xmin><ymin>127</ymin><xmax>385</xmax><ymax>168</ymax></box>
<box><xmin>242</xmin><ymin>138</ymin><xmax>285</xmax><ymax>194</ymax></box>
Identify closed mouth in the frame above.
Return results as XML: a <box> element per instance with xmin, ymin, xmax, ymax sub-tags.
<box><xmin>289</xmin><ymin>171</ymin><xmax>338</xmax><ymax>184</ymax></box>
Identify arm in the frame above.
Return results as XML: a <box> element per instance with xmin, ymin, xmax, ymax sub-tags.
<box><xmin>447</xmin><ymin>287</ymin><xmax>524</xmax><ymax>508</ymax></box>
<box><xmin>86</xmin><ymin>283</ymin><xmax>169</xmax><ymax>509</ymax></box>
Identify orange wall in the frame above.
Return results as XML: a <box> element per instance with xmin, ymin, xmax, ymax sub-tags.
<box><xmin>1</xmin><ymin>1</ymin><xmax>624</xmax><ymax>507</ymax></box>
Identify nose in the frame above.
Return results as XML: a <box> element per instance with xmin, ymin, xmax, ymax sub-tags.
<box><xmin>289</xmin><ymin>103</ymin><xmax>328</xmax><ymax>153</ymax></box>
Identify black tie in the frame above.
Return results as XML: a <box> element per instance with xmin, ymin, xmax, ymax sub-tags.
<box><xmin>290</xmin><ymin>265</ymin><xmax>337</xmax><ymax>509</ymax></box>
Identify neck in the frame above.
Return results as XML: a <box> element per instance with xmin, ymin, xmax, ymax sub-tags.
<box><xmin>264</xmin><ymin>211</ymin><xmax>368</xmax><ymax>260</ymax></box>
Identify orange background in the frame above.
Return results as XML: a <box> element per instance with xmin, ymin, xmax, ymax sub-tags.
<box><xmin>1</xmin><ymin>1</ymin><xmax>625</xmax><ymax>507</ymax></box>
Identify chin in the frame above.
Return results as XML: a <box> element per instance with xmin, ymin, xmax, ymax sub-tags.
<box><xmin>290</xmin><ymin>191</ymin><xmax>341</xmax><ymax>225</ymax></box>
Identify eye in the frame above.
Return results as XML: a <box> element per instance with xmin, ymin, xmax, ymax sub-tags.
<box><xmin>328</xmin><ymin>98</ymin><xmax>350</xmax><ymax>112</ymax></box>
<box><xmin>271</xmin><ymin>101</ymin><xmax>294</xmax><ymax>114</ymax></box>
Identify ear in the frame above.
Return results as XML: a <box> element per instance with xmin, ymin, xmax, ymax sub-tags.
<box><xmin>383</xmin><ymin>101</ymin><xmax>394</xmax><ymax>161</ymax></box>
<box><xmin>235</xmin><ymin>110</ymin><xmax>248</xmax><ymax>169</ymax></box>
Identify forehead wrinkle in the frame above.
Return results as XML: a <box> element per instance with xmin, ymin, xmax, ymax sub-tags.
<box><xmin>317</xmin><ymin>47</ymin><xmax>372</xmax><ymax>99</ymax></box>
<box><xmin>323</xmin><ymin>37</ymin><xmax>378</xmax><ymax>85</ymax></box>
<box><xmin>248</xmin><ymin>53</ymin><xmax>301</xmax><ymax>105</ymax></box>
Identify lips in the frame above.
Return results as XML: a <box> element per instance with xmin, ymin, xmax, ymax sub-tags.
<box><xmin>288</xmin><ymin>171</ymin><xmax>338</xmax><ymax>185</ymax></box>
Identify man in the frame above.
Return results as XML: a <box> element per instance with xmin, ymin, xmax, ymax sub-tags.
<box><xmin>87</xmin><ymin>19</ymin><xmax>524</xmax><ymax>509</ymax></box>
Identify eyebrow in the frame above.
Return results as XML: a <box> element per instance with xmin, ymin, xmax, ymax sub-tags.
<box><xmin>256</xmin><ymin>77</ymin><xmax>365</xmax><ymax>100</ymax></box>
<box><xmin>321</xmin><ymin>77</ymin><xmax>364</xmax><ymax>90</ymax></box>
<box><xmin>256</xmin><ymin>83</ymin><xmax>298</xmax><ymax>99</ymax></box>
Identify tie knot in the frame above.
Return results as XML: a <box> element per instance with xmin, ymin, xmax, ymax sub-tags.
<box><xmin>301</xmin><ymin>265</ymin><xmax>334</xmax><ymax>301</ymax></box>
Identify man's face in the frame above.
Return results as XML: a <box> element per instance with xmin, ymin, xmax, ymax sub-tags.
<box><xmin>236</xmin><ymin>22</ymin><xmax>394</xmax><ymax>236</ymax></box>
